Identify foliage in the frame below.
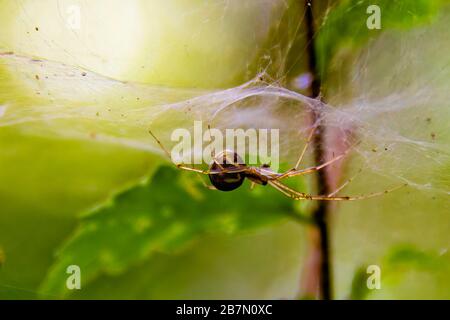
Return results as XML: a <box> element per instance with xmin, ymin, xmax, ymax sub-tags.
<box><xmin>316</xmin><ymin>0</ymin><xmax>444</xmax><ymax>82</ymax></box>
<box><xmin>350</xmin><ymin>246</ymin><xmax>450</xmax><ymax>300</ymax></box>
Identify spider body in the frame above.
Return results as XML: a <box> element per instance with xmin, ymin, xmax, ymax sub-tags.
<box><xmin>208</xmin><ymin>150</ymin><xmax>271</xmax><ymax>191</ymax></box>
<box><xmin>208</xmin><ymin>150</ymin><xmax>246</xmax><ymax>191</ymax></box>
<box><xmin>244</xmin><ymin>167</ymin><xmax>270</xmax><ymax>186</ymax></box>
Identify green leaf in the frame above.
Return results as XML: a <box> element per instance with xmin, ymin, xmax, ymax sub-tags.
<box><xmin>39</xmin><ymin>165</ymin><xmax>303</xmax><ymax>297</ymax></box>
<box><xmin>316</xmin><ymin>0</ymin><xmax>444</xmax><ymax>81</ymax></box>
<box><xmin>386</xmin><ymin>245</ymin><xmax>448</xmax><ymax>271</ymax></box>
<box><xmin>349</xmin><ymin>266</ymin><xmax>370</xmax><ymax>300</ymax></box>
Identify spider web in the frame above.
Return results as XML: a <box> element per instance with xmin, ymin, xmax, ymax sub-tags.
<box><xmin>1</xmin><ymin>7</ymin><xmax>449</xmax><ymax>195</ymax></box>
<box><xmin>0</xmin><ymin>0</ymin><xmax>449</xmax><ymax>300</ymax></box>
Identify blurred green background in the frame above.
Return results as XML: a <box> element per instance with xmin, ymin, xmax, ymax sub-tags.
<box><xmin>0</xmin><ymin>0</ymin><xmax>449</xmax><ymax>299</ymax></box>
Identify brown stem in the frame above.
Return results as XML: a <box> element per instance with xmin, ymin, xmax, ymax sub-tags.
<box><xmin>300</xmin><ymin>0</ymin><xmax>333</xmax><ymax>300</ymax></box>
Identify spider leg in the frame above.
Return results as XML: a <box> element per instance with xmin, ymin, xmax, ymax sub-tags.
<box><xmin>176</xmin><ymin>164</ymin><xmax>249</xmax><ymax>175</ymax></box>
<box><xmin>293</xmin><ymin>124</ymin><xmax>317</xmax><ymax>170</ymax></box>
<box><xmin>149</xmin><ymin>129</ymin><xmax>173</xmax><ymax>159</ymax></box>
<box><xmin>172</xmin><ymin>164</ymin><xmax>209</xmax><ymax>174</ymax></box>
<box><xmin>327</xmin><ymin>168</ymin><xmax>363</xmax><ymax>197</ymax></box>
<box><xmin>149</xmin><ymin>129</ymin><xmax>210</xmax><ymax>175</ymax></box>
<box><xmin>150</xmin><ymin>128</ymin><xmax>249</xmax><ymax>177</ymax></box>
<box><xmin>207</xmin><ymin>125</ymin><xmax>214</xmax><ymax>159</ymax></box>
<box><xmin>206</xmin><ymin>124</ymin><xmax>226</xmax><ymax>171</ymax></box>
<box><xmin>269</xmin><ymin>180</ymin><xmax>407</xmax><ymax>201</ymax></box>
<box><xmin>150</xmin><ymin>128</ymin><xmax>221</xmax><ymax>175</ymax></box>
<box><xmin>258</xmin><ymin>125</ymin><xmax>316</xmax><ymax>181</ymax></box>
<box><xmin>195</xmin><ymin>173</ymin><xmax>217</xmax><ymax>190</ymax></box>
<box><xmin>176</xmin><ymin>163</ymin><xmax>249</xmax><ymax>176</ymax></box>
<box><xmin>275</xmin><ymin>148</ymin><xmax>350</xmax><ymax>180</ymax></box>
<box><xmin>268</xmin><ymin>180</ymin><xmax>297</xmax><ymax>198</ymax></box>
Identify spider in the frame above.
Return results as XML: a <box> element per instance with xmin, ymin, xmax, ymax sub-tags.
<box><xmin>148</xmin><ymin>126</ymin><xmax>405</xmax><ymax>201</ymax></box>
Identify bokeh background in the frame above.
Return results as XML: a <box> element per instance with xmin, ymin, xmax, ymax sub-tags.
<box><xmin>0</xmin><ymin>0</ymin><xmax>449</xmax><ymax>299</ymax></box>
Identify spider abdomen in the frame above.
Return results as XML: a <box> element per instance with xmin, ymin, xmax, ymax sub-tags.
<box><xmin>208</xmin><ymin>150</ymin><xmax>246</xmax><ymax>191</ymax></box>
<box><xmin>209</xmin><ymin>171</ymin><xmax>245</xmax><ymax>191</ymax></box>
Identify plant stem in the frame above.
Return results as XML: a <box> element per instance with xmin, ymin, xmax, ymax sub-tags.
<box><xmin>301</xmin><ymin>0</ymin><xmax>333</xmax><ymax>300</ymax></box>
